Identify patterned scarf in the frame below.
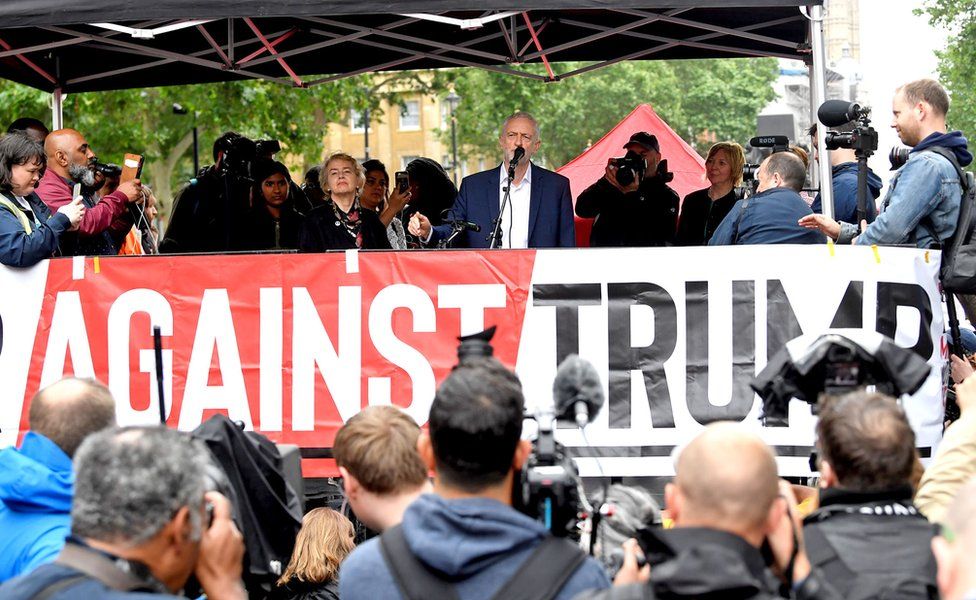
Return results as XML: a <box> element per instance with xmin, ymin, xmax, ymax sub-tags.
<box><xmin>331</xmin><ymin>196</ymin><xmax>364</xmax><ymax>248</ymax></box>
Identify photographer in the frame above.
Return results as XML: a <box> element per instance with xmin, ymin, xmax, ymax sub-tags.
<box><xmin>36</xmin><ymin>128</ymin><xmax>142</xmax><ymax>256</ymax></box>
<box><xmin>804</xmin><ymin>392</ymin><xmax>938</xmax><ymax>599</ymax></box>
<box><xmin>807</xmin><ymin>122</ymin><xmax>880</xmax><ymax>225</ymax></box>
<box><xmin>575</xmin><ymin>132</ymin><xmax>679</xmax><ymax>247</ymax></box>
<box><xmin>800</xmin><ymin>79</ymin><xmax>971</xmax><ymax>247</ymax></box>
<box><xmin>339</xmin><ymin>358</ymin><xmax>610</xmax><ymax>599</ymax></box>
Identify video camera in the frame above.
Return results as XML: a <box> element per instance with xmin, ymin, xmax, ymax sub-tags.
<box><xmin>818</xmin><ymin>100</ymin><xmax>878</xmax><ymax>155</ymax></box>
<box><xmin>213</xmin><ymin>134</ymin><xmax>281</xmax><ymax>181</ymax></box>
<box><xmin>751</xmin><ymin>330</ymin><xmax>931</xmax><ymax>427</ymax></box>
<box><xmin>742</xmin><ymin>135</ymin><xmax>790</xmax><ymax>184</ymax></box>
<box><xmin>454</xmin><ymin>329</ymin><xmax>601</xmax><ymax>539</ymax></box>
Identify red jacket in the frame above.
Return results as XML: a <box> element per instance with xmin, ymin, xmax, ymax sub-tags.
<box><xmin>35</xmin><ymin>169</ymin><xmax>130</xmax><ymax>237</ymax></box>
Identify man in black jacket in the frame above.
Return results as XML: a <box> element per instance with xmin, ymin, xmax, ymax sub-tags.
<box><xmin>804</xmin><ymin>391</ymin><xmax>939</xmax><ymax>599</ymax></box>
<box><xmin>578</xmin><ymin>423</ymin><xmax>840</xmax><ymax>600</ymax></box>
<box><xmin>575</xmin><ymin>132</ymin><xmax>678</xmax><ymax>246</ymax></box>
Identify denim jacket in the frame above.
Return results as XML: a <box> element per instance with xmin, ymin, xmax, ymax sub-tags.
<box><xmin>839</xmin><ymin>151</ymin><xmax>961</xmax><ymax>247</ymax></box>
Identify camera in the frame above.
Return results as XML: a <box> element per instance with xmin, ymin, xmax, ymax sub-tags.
<box><xmin>255</xmin><ymin>139</ymin><xmax>281</xmax><ymax>158</ymax></box>
<box><xmin>214</xmin><ymin>134</ymin><xmax>258</xmax><ymax>179</ymax></box>
<box><xmin>890</xmin><ymin>145</ymin><xmax>912</xmax><ymax>170</ymax></box>
<box><xmin>93</xmin><ymin>161</ymin><xmax>122</xmax><ymax>178</ymax></box>
<box><xmin>742</xmin><ymin>135</ymin><xmax>790</xmax><ymax>183</ymax></box>
<box><xmin>825</xmin><ymin>127</ymin><xmax>878</xmax><ymax>155</ymax></box>
<box><xmin>610</xmin><ymin>150</ymin><xmax>647</xmax><ymax>187</ymax></box>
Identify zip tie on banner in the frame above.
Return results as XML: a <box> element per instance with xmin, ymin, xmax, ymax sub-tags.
<box><xmin>827</xmin><ymin>238</ymin><xmax>835</xmax><ymax>257</ymax></box>
<box><xmin>871</xmin><ymin>244</ymin><xmax>881</xmax><ymax>264</ymax></box>
<box><xmin>93</xmin><ymin>256</ymin><xmax>101</xmax><ymax>274</ymax></box>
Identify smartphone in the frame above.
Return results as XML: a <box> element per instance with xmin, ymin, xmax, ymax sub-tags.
<box><xmin>121</xmin><ymin>154</ymin><xmax>144</xmax><ymax>183</ymax></box>
<box><xmin>72</xmin><ymin>183</ymin><xmax>82</xmax><ymax>201</ymax></box>
<box><xmin>395</xmin><ymin>171</ymin><xmax>409</xmax><ymax>194</ymax></box>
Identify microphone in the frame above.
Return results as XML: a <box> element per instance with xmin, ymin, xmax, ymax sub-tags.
<box><xmin>552</xmin><ymin>354</ymin><xmax>605</xmax><ymax>428</ymax></box>
<box><xmin>451</xmin><ymin>220</ymin><xmax>481</xmax><ymax>232</ymax></box>
<box><xmin>509</xmin><ymin>146</ymin><xmax>525</xmax><ymax>169</ymax></box>
<box><xmin>818</xmin><ymin>100</ymin><xmax>867</xmax><ymax>127</ymax></box>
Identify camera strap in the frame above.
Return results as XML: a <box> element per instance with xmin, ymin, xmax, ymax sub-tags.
<box><xmin>379</xmin><ymin>524</ymin><xmax>586</xmax><ymax>600</ymax></box>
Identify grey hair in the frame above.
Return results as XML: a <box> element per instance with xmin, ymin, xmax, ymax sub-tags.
<box><xmin>591</xmin><ymin>484</ymin><xmax>662</xmax><ymax>573</ymax></box>
<box><xmin>71</xmin><ymin>426</ymin><xmax>212</xmax><ymax>546</ymax></box>
<box><xmin>500</xmin><ymin>111</ymin><xmax>540</xmax><ymax>141</ymax></box>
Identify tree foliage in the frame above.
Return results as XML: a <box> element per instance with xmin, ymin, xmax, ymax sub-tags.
<box><xmin>446</xmin><ymin>58</ymin><xmax>778</xmax><ymax>167</ymax></box>
<box><xmin>924</xmin><ymin>0</ymin><xmax>976</xmax><ymax>144</ymax></box>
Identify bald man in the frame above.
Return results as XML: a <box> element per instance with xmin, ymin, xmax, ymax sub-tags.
<box><xmin>0</xmin><ymin>378</ymin><xmax>116</xmax><ymax>582</ymax></box>
<box><xmin>931</xmin><ymin>478</ymin><xmax>976</xmax><ymax>600</ymax></box>
<box><xmin>35</xmin><ymin>129</ymin><xmax>142</xmax><ymax>256</ymax></box>
<box><xmin>578</xmin><ymin>423</ymin><xmax>840</xmax><ymax>600</ymax></box>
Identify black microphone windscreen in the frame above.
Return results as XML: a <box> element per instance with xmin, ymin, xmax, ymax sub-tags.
<box><xmin>818</xmin><ymin>100</ymin><xmax>860</xmax><ymax>128</ymax></box>
<box><xmin>513</xmin><ymin>147</ymin><xmax>525</xmax><ymax>163</ymax></box>
<box><xmin>552</xmin><ymin>354</ymin><xmax>604</xmax><ymax>424</ymax></box>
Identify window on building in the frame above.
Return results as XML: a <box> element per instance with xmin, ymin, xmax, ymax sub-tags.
<box><xmin>349</xmin><ymin>108</ymin><xmax>366</xmax><ymax>133</ymax></box>
<box><xmin>399</xmin><ymin>100</ymin><xmax>421</xmax><ymax>130</ymax></box>
<box><xmin>401</xmin><ymin>155</ymin><xmax>420</xmax><ymax>170</ymax></box>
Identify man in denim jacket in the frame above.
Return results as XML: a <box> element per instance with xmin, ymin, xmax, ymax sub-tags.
<box><xmin>800</xmin><ymin>79</ymin><xmax>972</xmax><ymax>247</ymax></box>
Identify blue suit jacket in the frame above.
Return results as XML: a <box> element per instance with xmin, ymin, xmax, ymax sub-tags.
<box><xmin>430</xmin><ymin>164</ymin><xmax>576</xmax><ymax>248</ymax></box>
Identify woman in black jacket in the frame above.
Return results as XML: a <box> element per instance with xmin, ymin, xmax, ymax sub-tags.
<box><xmin>300</xmin><ymin>152</ymin><xmax>391</xmax><ymax>251</ymax></box>
<box><xmin>270</xmin><ymin>508</ymin><xmax>355</xmax><ymax>600</ymax></box>
<box><xmin>237</xmin><ymin>159</ymin><xmax>305</xmax><ymax>251</ymax></box>
<box><xmin>674</xmin><ymin>141</ymin><xmax>744</xmax><ymax>246</ymax></box>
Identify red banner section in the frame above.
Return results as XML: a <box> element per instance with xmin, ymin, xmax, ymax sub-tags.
<box><xmin>22</xmin><ymin>250</ymin><xmax>536</xmax><ymax>476</ymax></box>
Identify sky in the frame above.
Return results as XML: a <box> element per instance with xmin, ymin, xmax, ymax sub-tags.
<box><xmin>857</xmin><ymin>0</ymin><xmax>946</xmax><ymax>180</ymax></box>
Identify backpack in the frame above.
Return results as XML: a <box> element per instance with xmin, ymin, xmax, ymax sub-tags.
<box><xmin>378</xmin><ymin>524</ymin><xmax>586</xmax><ymax>600</ymax></box>
<box><xmin>925</xmin><ymin>146</ymin><xmax>976</xmax><ymax>292</ymax></box>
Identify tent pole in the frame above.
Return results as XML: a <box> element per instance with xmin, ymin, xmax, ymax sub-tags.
<box><xmin>52</xmin><ymin>87</ymin><xmax>64</xmax><ymax>130</ymax></box>
<box><xmin>808</xmin><ymin>3</ymin><xmax>833</xmax><ymax>220</ymax></box>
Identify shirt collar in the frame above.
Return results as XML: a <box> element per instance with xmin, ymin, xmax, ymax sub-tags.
<box><xmin>499</xmin><ymin>161</ymin><xmax>532</xmax><ymax>188</ymax></box>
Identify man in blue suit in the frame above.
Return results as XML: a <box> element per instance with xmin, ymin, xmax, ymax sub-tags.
<box><xmin>408</xmin><ymin>112</ymin><xmax>575</xmax><ymax>248</ymax></box>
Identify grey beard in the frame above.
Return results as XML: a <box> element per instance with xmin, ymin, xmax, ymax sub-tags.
<box><xmin>68</xmin><ymin>163</ymin><xmax>96</xmax><ymax>187</ymax></box>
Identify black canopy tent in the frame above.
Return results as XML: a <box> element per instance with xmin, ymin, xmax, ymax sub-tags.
<box><xmin>0</xmin><ymin>0</ymin><xmax>835</xmax><ymax>213</ymax></box>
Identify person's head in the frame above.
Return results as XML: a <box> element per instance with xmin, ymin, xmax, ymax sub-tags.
<box><xmin>277</xmin><ymin>508</ymin><xmax>354</xmax><ymax>587</ymax></box>
<box><xmin>404</xmin><ymin>157</ymin><xmax>456</xmax><ymax>217</ymax></box>
<box><xmin>815</xmin><ymin>391</ymin><xmax>916</xmax><ymax>492</ymax></box>
<box><xmin>704</xmin><ymin>142</ymin><xmax>745</xmax><ymax>188</ymax></box>
<box><xmin>892</xmin><ymin>79</ymin><xmax>950</xmax><ymax>146</ymax></box>
<box><xmin>788</xmin><ymin>145</ymin><xmax>809</xmax><ymax>170</ymax></box>
<box><xmin>932</xmin><ymin>477</ymin><xmax>976</xmax><ymax>600</ymax></box>
<box><xmin>666</xmin><ymin>422</ymin><xmax>781</xmax><ymax>547</ymax></box>
<box><xmin>321</xmin><ymin>152</ymin><xmax>363</xmax><ymax>199</ymax></box>
<box><xmin>302</xmin><ymin>165</ymin><xmax>325</xmax><ymax>205</ymax></box>
<box><xmin>624</xmin><ymin>132</ymin><xmax>662</xmax><ymax>178</ymax></box>
<box><xmin>251</xmin><ymin>159</ymin><xmax>291</xmax><ymax>210</ymax></box>
<box><xmin>333</xmin><ymin>405</ymin><xmax>428</xmax><ymax>529</ymax></box>
<box><xmin>756</xmin><ymin>151</ymin><xmax>806</xmax><ymax>193</ymax></box>
<box><xmin>7</xmin><ymin>118</ymin><xmax>49</xmax><ymax>144</ymax></box>
<box><xmin>44</xmin><ymin>128</ymin><xmax>97</xmax><ymax>186</ymax></box>
<box><xmin>360</xmin><ymin>159</ymin><xmax>389</xmax><ymax>212</ymax></box>
<box><xmin>419</xmin><ymin>357</ymin><xmax>529</xmax><ymax>496</ymax></box>
<box><xmin>499</xmin><ymin>111</ymin><xmax>541</xmax><ymax>166</ymax></box>
<box><xmin>0</xmin><ymin>132</ymin><xmax>47</xmax><ymax>197</ymax></box>
<box><xmin>29</xmin><ymin>377</ymin><xmax>116</xmax><ymax>458</ymax></box>
<box><xmin>71</xmin><ymin>426</ymin><xmax>212</xmax><ymax>593</ymax></box>
<box><xmin>141</xmin><ymin>184</ymin><xmax>159</xmax><ymax>223</ymax></box>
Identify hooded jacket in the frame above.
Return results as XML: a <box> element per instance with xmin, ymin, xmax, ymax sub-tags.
<box><xmin>811</xmin><ymin>162</ymin><xmax>882</xmax><ymax>225</ymax></box>
<box><xmin>338</xmin><ymin>494</ymin><xmax>611</xmax><ymax>600</ymax></box>
<box><xmin>839</xmin><ymin>130</ymin><xmax>972</xmax><ymax>247</ymax></box>
<box><xmin>0</xmin><ymin>432</ymin><xmax>73</xmax><ymax>582</ymax></box>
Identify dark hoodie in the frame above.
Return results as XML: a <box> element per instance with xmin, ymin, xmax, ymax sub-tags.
<box><xmin>811</xmin><ymin>162</ymin><xmax>883</xmax><ymax>225</ymax></box>
<box><xmin>913</xmin><ymin>130</ymin><xmax>973</xmax><ymax>167</ymax></box>
<box><xmin>338</xmin><ymin>494</ymin><xmax>611</xmax><ymax>600</ymax></box>
<box><xmin>0</xmin><ymin>432</ymin><xmax>73</xmax><ymax>582</ymax></box>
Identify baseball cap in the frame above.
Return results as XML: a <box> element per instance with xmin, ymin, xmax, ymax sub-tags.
<box><xmin>624</xmin><ymin>132</ymin><xmax>659</xmax><ymax>153</ymax></box>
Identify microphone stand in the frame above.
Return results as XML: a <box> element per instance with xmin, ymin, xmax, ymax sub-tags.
<box><xmin>438</xmin><ymin>220</ymin><xmax>468</xmax><ymax>248</ymax></box>
<box><xmin>488</xmin><ymin>161</ymin><xmax>517</xmax><ymax>249</ymax></box>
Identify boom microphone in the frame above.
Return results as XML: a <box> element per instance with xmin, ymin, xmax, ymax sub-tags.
<box><xmin>552</xmin><ymin>354</ymin><xmax>605</xmax><ymax>428</ymax></box>
<box><xmin>818</xmin><ymin>100</ymin><xmax>866</xmax><ymax>127</ymax></box>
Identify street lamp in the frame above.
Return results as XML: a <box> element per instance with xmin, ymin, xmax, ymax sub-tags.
<box><xmin>172</xmin><ymin>103</ymin><xmax>199</xmax><ymax>175</ymax></box>
<box><xmin>446</xmin><ymin>90</ymin><xmax>461</xmax><ymax>184</ymax></box>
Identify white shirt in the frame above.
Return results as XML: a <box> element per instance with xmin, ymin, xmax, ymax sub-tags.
<box><xmin>498</xmin><ymin>163</ymin><xmax>532</xmax><ymax>249</ymax></box>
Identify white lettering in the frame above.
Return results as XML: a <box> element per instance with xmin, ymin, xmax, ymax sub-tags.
<box><xmin>39</xmin><ymin>291</ymin><xmax>95</xmax><ymax>387</ymax></box>
<box><xmin>437</xmin><ymin>284</ymin><xmax>507</xmax><ymax>336</ymax></box>
<box><xmin>260</xmin><ymin>288</ymin><xmax>283</xmax><ymax>431</ymax></box>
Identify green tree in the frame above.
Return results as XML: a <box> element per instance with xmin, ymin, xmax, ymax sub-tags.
<box><xmin>445</xmin><ymin>58</ymin><xmax>778</xmax><ymax>167</ymax></box>
<box><xmin>924</xmin><ymin>0</ymin><xmax>976</xmax><ymax>144</ymax></box>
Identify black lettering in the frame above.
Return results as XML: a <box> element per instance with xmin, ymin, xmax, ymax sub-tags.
<box><xmin>607</xmin><ymin>282</ymin><xmax>677</xmax><ymax>428</ymax></box>
<box><xmin>685</xmin><ymin>281</ymin><xmax>756</xmax><ymax>425</ymax></box>
<box><xmin>532</xmin><ymin>283</ymin><xmax>602</xmax><ymax>365</ymax></box>
<box><xmin>829</xmin><ymin>281</ymin><xmax>864</xmax><ymax>328</ymax></box>
<box><xmin>766</xmin><ymin>280</ymin><xmax>803</xmax><ymax>363</ymax></box>
<box><xmin>876</xmin><ymin>282</ymin><xmax>934</xmax><ymax>359</ymax></box>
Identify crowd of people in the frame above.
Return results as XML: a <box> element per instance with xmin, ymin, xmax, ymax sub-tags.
<box><xmin>1</xmin><ymin>352</ymin><xmax>976</xmax><ymax>599</ymax></box>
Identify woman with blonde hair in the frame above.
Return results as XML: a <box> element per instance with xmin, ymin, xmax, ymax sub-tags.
<box><xmin>270</xmin><ymin>508</ymin><xmax>355</xmax><ymax>600</ymax></box>
<box><xmin>674</xmin><ymin>141</ymin><xmax>744</xmax><ymax>246</ymax></box>
<box><xmin>299</xmin><ymin>151</ymin><xmax>392</xmax><ymax>251</ymax></box>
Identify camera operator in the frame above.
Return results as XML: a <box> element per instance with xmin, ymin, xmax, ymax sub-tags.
<box><xmin>35</xmin><ymin>129</ymin><xmax>142</xmax><ymax>256</ymax></box>
<box><xmin>160</xmin><ymin>131</ymin><xmax>254</xmax><ymax>254</ymax></box>
<box><xmin>575</xmin><ymin>132</ymin><xmax>679</xmax><ymax>246</ymax></box>
<box><xmin>807</xmin><ymin>122</ymin><xmax>880</xmax><ymax>225</ymax></box>
<box><xmin>800</xmin><ymin>79</ymin><xmax>971</xmax><ymax>246</ymax></box>
<box><xmin>804</xmin><ymin>392</ymin><xmax>938</xmax><ymax>599</ymax></box>
<box><xmin>339</xmin><ymin>358</ymin><xmax>610</xmax><ymax>600</ymax></box>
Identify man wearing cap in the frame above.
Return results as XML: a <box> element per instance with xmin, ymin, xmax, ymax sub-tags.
<box><xmin>575</xmin><ymin>132</ymin><xmax>679</xmax><ymax>246</ymax></box>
